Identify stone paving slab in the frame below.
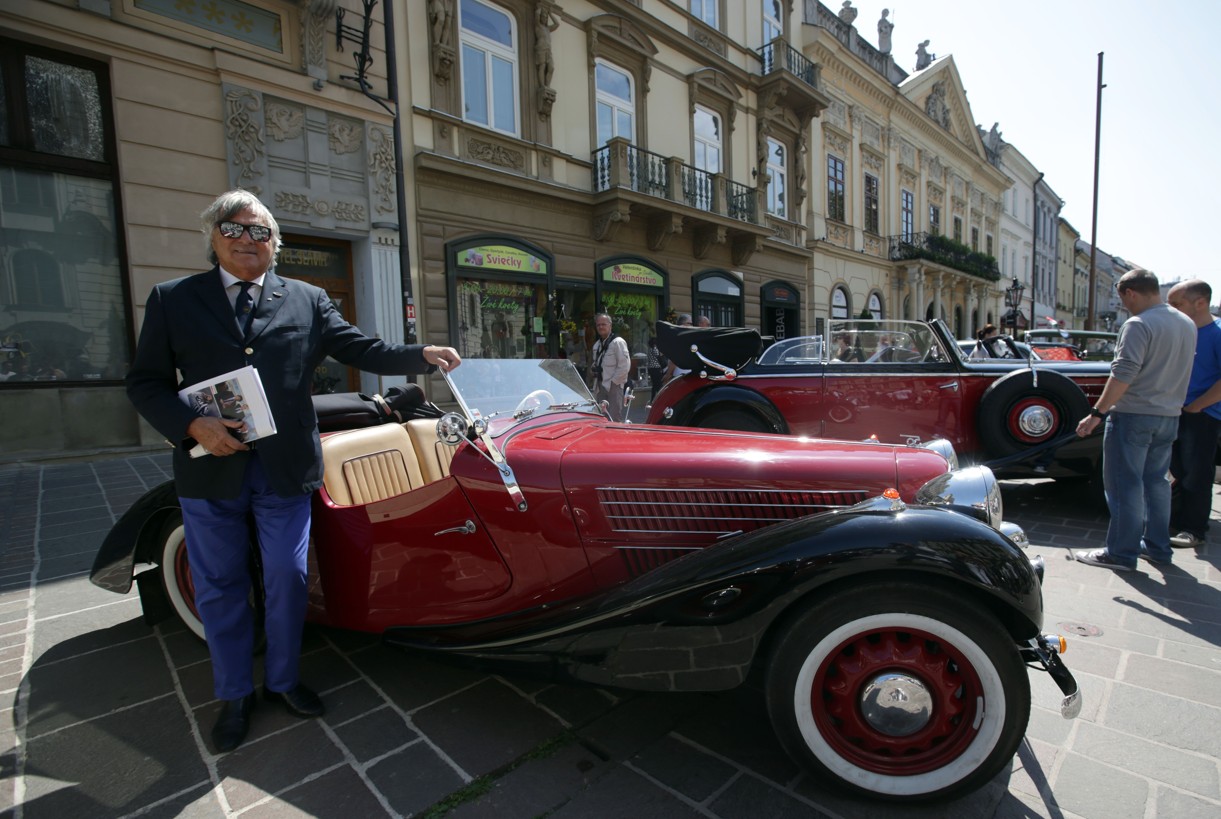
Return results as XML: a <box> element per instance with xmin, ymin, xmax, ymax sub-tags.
<box><xmin>0</xmin><ymin>453</ymin><xmax>1218</xmax><ymax>818</ymax></box>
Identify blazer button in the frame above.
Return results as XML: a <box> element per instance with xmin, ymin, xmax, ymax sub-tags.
<box><xmin>244</xmin><ymin>347</ymin><xmax>254</xmax><ymax>355</ymax></box>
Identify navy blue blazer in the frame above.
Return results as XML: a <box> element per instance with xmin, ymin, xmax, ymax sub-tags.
<box><xmin>127</xmin><ymin>267</ymin><xmax>435</xmax><ymax>499</ymax></box>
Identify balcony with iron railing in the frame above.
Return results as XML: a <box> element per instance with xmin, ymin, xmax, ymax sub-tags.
<box><xmin>756</xmin><ymin>38</ymin><xmax>829</xmax><ymax>123</ymax></box>
<box><xmin>591</xmin><ymin>137</ymin><xmax>771</xmax><ymax>264</ymax></box>
<box><xmin>887</xmin><ymin>232</ymin><xmax>1001</xmax><ymax>281</ymax></box>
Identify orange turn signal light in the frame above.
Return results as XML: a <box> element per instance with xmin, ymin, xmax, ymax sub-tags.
<box><xmin>882</xmin><ymin>488</ymin><xmax>901</xmax><ymax>500</ymax></box>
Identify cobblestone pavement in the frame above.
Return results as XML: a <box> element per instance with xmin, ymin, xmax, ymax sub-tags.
<box><xmin>0</xmin><ymin>452</ymin><xmax>1217</xmax><ymax>818</ymax></box>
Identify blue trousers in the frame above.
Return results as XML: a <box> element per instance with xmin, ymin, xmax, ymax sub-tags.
<box><xmin>1170</xmin><ymin>410</ymin><xmax>1221</xmax><ymax>539</ymax></box>
<box><xmin>1103</xmin><ymin>412</ymin><xmax>1178</xmax><ymax>567</ymax></box>
<box><xmin>179</xmin><ymin>455</ymin><xmax>311</xmax><ymax>700</ymax></box>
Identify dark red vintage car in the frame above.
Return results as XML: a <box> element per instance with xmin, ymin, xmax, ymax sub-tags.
<box><xmin>648</xmin><ymin>319</ymin><xmax>1111</xmax><ymax>486</ymax></box>
<box><xmin>92</xmin><ymin>358</ymin><xmax>1079</xmax><ymax>801</ymax></box>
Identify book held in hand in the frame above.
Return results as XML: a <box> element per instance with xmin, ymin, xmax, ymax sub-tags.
<box><xmin>178</xmin><ymin>365</ymin><xmax>277</xmax><ymax>457</ymax></box>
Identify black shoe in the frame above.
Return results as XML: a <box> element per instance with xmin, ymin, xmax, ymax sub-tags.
<box><xmin>211</xmin><ymin>693</ymin><xmax>255</xmax><ymax>753</ymax></box>
<box><xmin>263</xmin><ymin>683</ymin><xmax>324</xmax><ymax>718</ymax></box>
<box><xmin>1074</xmin><ymin>548</ymin><xmax>1136</xmax><ymax>572</ymax></box>
<box><xmin>1139</xmin><ymin>547</ymin><xmax>1172</xmax><ymax>567</ymax></box>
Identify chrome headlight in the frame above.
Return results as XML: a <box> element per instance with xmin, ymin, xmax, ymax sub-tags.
<box><xmin>916</xmin><ymin>438</ymin><xmax>958</xmax><ymax>471</ymax></box>
<box><xmin>915</xmin><ymin>465</ymin><xmax>1002</xmax><ymax>528</ymax></box>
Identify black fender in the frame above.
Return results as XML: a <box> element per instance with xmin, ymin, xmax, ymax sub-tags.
<box><xmin>90</xmin><ymin>480</ymin><xmax>179</xmax><ymax>593</ymax></box>
<box><xmin>659</xmin><ymin>383</ymin><xmax>788</xmax><ymax>434</ymax></box>
<box><xmin>385</xmin><ymin>505</ymin><xmax>1042</xmax><ymax>692</ymax></box>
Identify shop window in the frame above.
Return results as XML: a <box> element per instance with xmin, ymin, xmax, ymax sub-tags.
<box><xmin>595</xmin><ymin>60</ymin><xmax>634</xmax><ymax>146</ymax></box>
<box><xmin>448</xmin><ymin>238</ymin><xmax>553</xmax><ymax>360</ymax></box>
<box><xmin>596</xmin><ymin>257</ymin><xmax>666</xmax><ymax>371</ymax></box>
<box><xmin>0</xmin><ymin>40</ymin><xmax>128</xmax><ymax>385</ymax></box>
<box><xmin>694</xmin><ymin>270</ymin><xmax>742</xmax><ymax>327</ymax></box>
<box><xmin>459</xmin><ymin>0</ymin><xmax>519</xmax><ymax>136</ymax></box>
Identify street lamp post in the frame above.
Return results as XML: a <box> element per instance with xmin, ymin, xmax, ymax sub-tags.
<box><xmin>1005</xmin><ymin>276</ymin><xmax>1025</xmax><ymax>338</ymax></box>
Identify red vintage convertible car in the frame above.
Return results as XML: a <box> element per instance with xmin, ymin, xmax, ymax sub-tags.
<box><xmin>648</xmin><ymin>319</ymin><xmax>1111</xmax><ymax>486</ymax></box>
<box><xmin>91</xmin><ymin>358</ymin><xmax>1079</xmax><ymax>802</ymax></box>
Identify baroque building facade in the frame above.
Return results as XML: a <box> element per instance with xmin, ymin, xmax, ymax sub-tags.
<box><xmin>401</xmin><ymin>0</ymin><xmax>828</xmax><ymax>370</ymax></box>
<box><xmin>806</xmin><ymin>2</ymin><xmax>1008</xmax><ymax>342</ymax></box>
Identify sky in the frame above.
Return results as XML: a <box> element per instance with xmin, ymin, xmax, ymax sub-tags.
<box><xmin>841</xmin><ymin>0</ymin><xmax>1220</xmax><ymax>293</ymax></box>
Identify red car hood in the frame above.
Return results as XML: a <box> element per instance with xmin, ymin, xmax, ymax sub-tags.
<box><xmin>547</xmin><ymin>421</ymin><xmax>948</xmax><ymax>546</ymax></box>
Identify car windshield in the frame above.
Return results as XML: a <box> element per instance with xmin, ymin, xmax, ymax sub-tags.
<box><xmin>445</xmin><ymin>358</ymin><xmax>602</xmax><ymax>429</ymax></box>
<box><xmin>759</xmin><ymin>320</ymin><xmax>946</xmax><ymax>365</ymax></box>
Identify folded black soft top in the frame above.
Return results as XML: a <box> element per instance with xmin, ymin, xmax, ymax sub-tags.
<box><xmin>655</xmin><ymin>321</ymin><xmax>761</xmax><ymax>372</ymax></box>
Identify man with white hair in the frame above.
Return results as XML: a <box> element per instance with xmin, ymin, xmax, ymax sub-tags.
<box><xmin>590</xmin><ymin>312</ymin><xmax>631</xmax><ymax>422</ymax></box>
<box><xmin>127</xmin><ymin>189</ymin><xmax>461</xmax><ymax>752</ymax></box>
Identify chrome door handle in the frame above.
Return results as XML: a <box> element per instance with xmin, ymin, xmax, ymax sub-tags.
<box><xmin>435</xmin><ymin>520</ymin><xmax>476</xmax><ymax>536</ymax></box>
<box><xmin>938</xmin><ymin>381</ymin><xmax>960</xmax><ymax>391</ymax></box>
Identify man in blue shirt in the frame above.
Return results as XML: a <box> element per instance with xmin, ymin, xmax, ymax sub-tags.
<box><xmin>1166</xmin><ymin>279</ymin><xmax>1221</xmax><ymax>549</ymax></box>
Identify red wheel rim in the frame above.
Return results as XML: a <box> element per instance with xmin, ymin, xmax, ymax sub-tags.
<box><xmin>171</xmin><ymin>538</ymin><xmax>201</xmax><ymax>621</ymax></box>
<box><xmin>1005</xmin><ymin>397</ymin><xmax>1057</xmax><ymax>443</ymax></box>
<box><xmin>811</xmin><ymin>626</ymin><xmax>984</xmax><ymax>776</ymax></box>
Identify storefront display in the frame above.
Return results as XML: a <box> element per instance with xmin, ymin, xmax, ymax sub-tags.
<box><xmin>596</xmin><ymin>257</ymin><xmax>666</xmax><ymax>388</ymax></box>
<box><xmin>448</xmin><ymin>238</ymin><xmax>553</xmax><ymax>360</ymax></box>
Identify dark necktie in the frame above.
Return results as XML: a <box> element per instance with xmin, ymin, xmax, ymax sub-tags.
<box><xmin>235</xmin><ymin>281</ymin><xmax>255</xmax><ymax>334</ymax></box>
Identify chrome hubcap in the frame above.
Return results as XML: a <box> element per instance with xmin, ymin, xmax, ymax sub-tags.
<box><xmin>859</xmin><ymin>672</ymin><xmax>934</xmax><ymax>737</ymax></box>
<box><xmin>1017</xmin><ymin>405</ymin><xmax>1054</xmax><ymax>437</ymax></box>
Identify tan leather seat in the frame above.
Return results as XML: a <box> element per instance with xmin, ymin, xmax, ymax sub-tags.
<box><xmin>406</xmin><ymin>418</ymin><xmax>456</xmax><ymax>484</ymax></box>
<box><xmin>321</xmin><ymin>423</ymin><xmax>425</xmax><ymax>506</ymax></box>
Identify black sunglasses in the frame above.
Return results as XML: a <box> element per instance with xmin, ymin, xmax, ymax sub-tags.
<box><xmin>217</xmin><ymin>221</ymin><xmax>272</xmax><ymax>243</ymax></box>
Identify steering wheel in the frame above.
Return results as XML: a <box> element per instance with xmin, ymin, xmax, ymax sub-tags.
<box><xmin>515</xmin><ymin>389</ymin><xmax>555</xmax><ymax>415</ymax></box>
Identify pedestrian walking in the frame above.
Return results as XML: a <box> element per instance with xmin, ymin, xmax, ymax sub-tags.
<box><xmin>1166</xmin><ymin>279</ymin><xmax>1221</xmax><ymax>549</ymax></box>
<box><xmin>1073</xmin><ymin>268</ymin><xmax>1195</xmax><ymax>571</ymax></box>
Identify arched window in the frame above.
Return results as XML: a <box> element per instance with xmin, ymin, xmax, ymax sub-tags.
<box><xmin>867</xmin><ymin>291</ymin><xmax>883</xmax><ymax>320</ymax></box>
<box><xmin>831</xmin><ymin>285</ymin><xmax>850</xmax><ymax>320</ymax></box>
<box><xmin>459</xmin><ymin>0</ymin><xmax>519</xmax><ymax>136</ymax></box>
<box><xmin>693</xmin><ymin>270</ymin><xmax>742</xmax><ymax>327</ymax></box>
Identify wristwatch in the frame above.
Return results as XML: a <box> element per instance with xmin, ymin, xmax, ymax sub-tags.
<box><xmin>1088</xmin><ymin>407</ymin><xmax>1107</xmax><ymax>419</ymax></box>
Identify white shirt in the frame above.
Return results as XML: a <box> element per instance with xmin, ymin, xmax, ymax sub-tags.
<box><xmin>219</xmin><ymin>267</ymin><xmax>266</xmax><ymax>312</ymax></box>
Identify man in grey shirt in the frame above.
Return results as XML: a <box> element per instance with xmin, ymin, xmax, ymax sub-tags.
<box><xmin>1074</xmin><ymin>269</ymin><xmax>1196</xmax><ymax>570</ymax></box>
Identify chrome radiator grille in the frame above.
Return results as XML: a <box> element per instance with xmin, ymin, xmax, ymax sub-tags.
<box><xmin>596</xmin><ymin>486</ymin><xmax>869</xmax><ymax>536</ymax></box>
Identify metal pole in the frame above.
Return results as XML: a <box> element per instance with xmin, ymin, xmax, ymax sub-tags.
<box><xmin>382</xmin><ymin>0</ymin><xmax>416</xmax><ymax>345</ymax></box>
<box><xmin>1086</xmin><ymin>53</ymin><xmax>1104</xmax><ymax>331</ymax></box>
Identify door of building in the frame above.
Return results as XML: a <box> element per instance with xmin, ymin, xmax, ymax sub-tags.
<box><xmin>276</xmin><ymin>235</ymin><xmax>357</xmax><ymax>393</ymax></box>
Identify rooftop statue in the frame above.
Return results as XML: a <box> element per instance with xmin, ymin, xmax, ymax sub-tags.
<box><xmin>878</xmin><ymin>9</ymin><xmax>893</xmax><ymax>54</ymax></box>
